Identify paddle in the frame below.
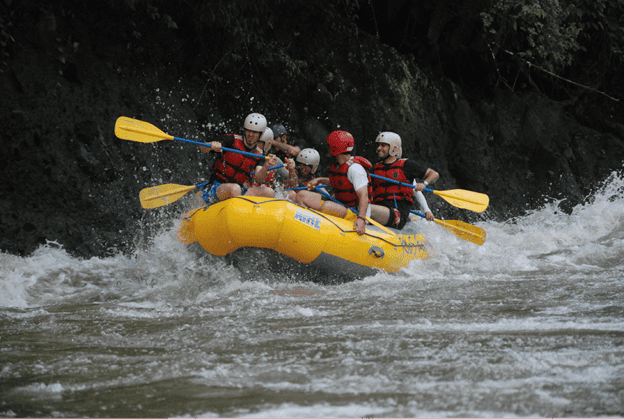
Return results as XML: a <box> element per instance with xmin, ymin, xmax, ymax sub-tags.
<box><xmin>250</xmin><ymin>164</ymin><xmax>284</xmax><ymax>176</ymax></box>
<box><xmin>411</xmin><ymin>210</ymin><xmax>486</xmax><ymax>246</ymax></box>
<box><xmin>369</xmin><ymin>173</ymin><xmax>489</xmax><ymax>213</ymax></box>
<box><xmin>139</xmin><ymin>182</ymin><xmax>209</xmax><ymax>209</ymax></box>
<box><xmin>313</xmin><ymin>186</ymin><xmax>397</xmax><ymax>236</ymax></box>
<box><xmin>115</xmin><ymin>116</ymin><xmax>268</xmax><ymax>161</ymax></box>
<box><xmin>143</xmin><ymin>164</ymin><xmax>288</xmax><ymax>209</ymax></box>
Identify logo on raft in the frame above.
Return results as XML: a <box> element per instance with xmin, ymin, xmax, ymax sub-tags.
<box><xmin>400</xmin><ymin>235</ymin><xmax>428</xmax><ymax>255</ymax></box>
<box><xmin>294</xmin><ymin>208</ymin><xmax>322</xmax><ymax>230</ymax></box>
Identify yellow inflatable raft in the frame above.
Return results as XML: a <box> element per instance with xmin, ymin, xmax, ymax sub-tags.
<box><xmin>178</xmin><ymin>196</ymin><xmax>430</xmax><ymax>277</ymax></box>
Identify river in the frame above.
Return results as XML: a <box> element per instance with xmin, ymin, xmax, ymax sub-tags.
<box><xmin>2</xmin><ymin>171</ymin><xmax>623</xmax><ymax>418</ymax></box>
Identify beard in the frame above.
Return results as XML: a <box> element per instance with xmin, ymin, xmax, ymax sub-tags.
<box><xmin>244</xmin><ymin>139</ymin><xmax>257</xmax><ymax>150</ymax></box>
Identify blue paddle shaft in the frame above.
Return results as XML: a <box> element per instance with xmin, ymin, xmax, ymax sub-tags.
<box><xmin>250</xmin><ymin>164</ymin><xmax>284</xmax><ymax>176</ymax></box>
<box><xmin>369</xmin><ymin>173</ymin><xmax>432</xmax><ymax>193</ymax></box>
<box><xmin>173</xmin><ymin>136</ymin><xmax>266</xmax><ymax>160</ymax></box>
<box><xmin>314</xmin><ymin>185</ymin><xmax>359</xmax><ymax>215</ymax></box>
<box><xmin>410</xmin><ymin>210</ymin><xmax>426</xmax><ymax>219</ymax></box>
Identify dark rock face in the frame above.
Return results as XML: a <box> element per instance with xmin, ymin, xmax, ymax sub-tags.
<box><xmin>1</xmin><ymin>3</ymin><xmax>622</xmax><ymax>258</ymax></box>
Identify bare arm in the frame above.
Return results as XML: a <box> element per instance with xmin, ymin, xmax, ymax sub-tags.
<box><xmin>423</xmin><ymin>168</ymin><xmax>439</xmax><ymax>184</ymax></box>
<box><xmin>414</xmin><ymin>168</ymin><xmax>440</xmax><ymax>192</ymax></box>
<box><xmin>272</xmin><ymin>142</ymin><xmax>301</xmax><ymax>157</ymax></box>
<box><xmin>282</xmin><ymin>158</ymin><xmax>299</xmax><ymax>189</ymax></box>
<box><xmin>199</xmin><ymin>141</ymin><xmax>222</xmax><ymax>153</ymax></box>
<box><xmin>354</xmin><ymin>186</ymin><xmax>369</xmax><ymax>235</ymax></box>
<box><xmin>307</xmin><ymin>177</ymin><xmax>330</xmax><ymax>188</ymax></box>
<box><xmin>254</xmin><ymin>154</ymin><xmax>278</xmax><ymax>183</ymax></box>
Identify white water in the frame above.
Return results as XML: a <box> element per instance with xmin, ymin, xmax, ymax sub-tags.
<box><xmin>1</xmin><ymin>171</ymin><xmax>623</xmax><ymax>417</ymax></box>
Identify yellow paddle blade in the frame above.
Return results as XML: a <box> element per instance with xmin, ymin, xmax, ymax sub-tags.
<box><xmin>177</xmin><ymin>208</ymin><xmax>201</xmax><ymax>244</ymax></box>
<box><xmin>115</xmin><ymin>116</ymin><xmax>174</xmax><ymax>143</ymax></box>
<box><xmin>433</xmin><ymin>189</ymin><xmax>489</xmax><ymax>213</ymax></box>
<box><xmin>434</xmin><ymin>218</ymin><xmax>486</xmax><ymax>246</ymax></box>
<box><xmin>366</xmin><ymin>216</ymin><xmax>397</xmax><ymax>236</ymax></box>
<box><xmin>344</xmin><ymin>209</ymin><xmax>396</xmax><ymax>236</ymax></box>
<box><xmin>139</xmin><ymin>184</ymin><xmax>195</xmax><ymax>209</ymax></box>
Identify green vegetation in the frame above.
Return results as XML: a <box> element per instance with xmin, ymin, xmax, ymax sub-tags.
<box><xmin>480</xmin><ymin>0</ymin><xmax>624</xmax><ymax>98</ymax></box>
<box><xmin>363</xmin><ymin>0</ymin><xmax>624</xmax><ymax>100</ymax></box>
<box><xmin>2</xmin><ymin>0</ymin><xmax>622</xmax><ymax>100</ymax></box>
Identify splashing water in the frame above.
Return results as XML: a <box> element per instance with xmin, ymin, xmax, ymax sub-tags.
<box><xmin>1</xmin><ymin>171</ymin><xmax>623</xmax><ymax>417</ymax></box>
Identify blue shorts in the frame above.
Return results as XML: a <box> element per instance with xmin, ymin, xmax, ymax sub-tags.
<box><xmin>201</xmin><ymin>182</ymin><xmax>221</xmax><ymax>203</ymax></box>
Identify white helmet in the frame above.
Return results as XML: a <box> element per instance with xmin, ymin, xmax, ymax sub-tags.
<box><xmin>375</xmin><ymin>131</ymin><xmax>402</xmax><ymax>158</ymax></box>
<box><xmin>257</xmin><ymin>128</ymin><xmax>274</xmax><ymax>154</ymax></box>
<box><xmin>244</xmin><ymin>113</ymin><xmax>267</xmax><ymax>132</ymax></box>
<box><xmin>296</xmin><ymin>148</ymin><xmax>320</xmax><ymax>174</ymax></box>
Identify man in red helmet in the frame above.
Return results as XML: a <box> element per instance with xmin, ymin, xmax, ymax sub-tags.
<box><xmin>296</xmin><ymin>130</ymin><xmax>372</xmax><ymax>235</ymax></box>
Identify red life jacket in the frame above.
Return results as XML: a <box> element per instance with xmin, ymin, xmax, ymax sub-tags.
<box><xmin>211</xmin><ymin>134</ymin><xmax>262</xmax><ymax>185</ymax></box>
<box><xmin>329</xmin><ymin>156</ymin><xmax>373</xmax><ymax>207</ymax></box>
<box><xmin>298</xmin><ymin>174</ymin><xmax>313</xmax><ymax>188</ymax></box>
<box><xmin>252</xmin><ymin>165</ymin><xmax>276</xmax><ymax>187</ymax></box>
<box><xmin>372</xmin><ymin>158</ymin><xmax>415</xmax><ymax>204</ymax></box>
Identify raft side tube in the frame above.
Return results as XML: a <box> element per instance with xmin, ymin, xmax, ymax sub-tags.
<box><xmin>191</xmin><ymin>196</ymin><xmax>429</xmax><ymax>272</ymax></box>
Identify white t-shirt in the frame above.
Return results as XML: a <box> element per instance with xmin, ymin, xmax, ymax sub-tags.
<box><xmin>346</xmin><ymin>163</ymin><xmax>371</xmax><ymax>217</ymax></box>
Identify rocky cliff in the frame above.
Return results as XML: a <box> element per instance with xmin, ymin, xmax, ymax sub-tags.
<box><xmin>1</xmin><ymin>1</ymin><xmax>623</xmax><ymax>257</ymax></box>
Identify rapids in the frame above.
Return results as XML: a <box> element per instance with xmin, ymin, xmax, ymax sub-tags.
<box><xmin>1</xmin><ymin>171</ymin><xmax>623</xmax><ymax>417</ymax></box>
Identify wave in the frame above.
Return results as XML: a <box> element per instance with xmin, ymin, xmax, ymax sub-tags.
<box><xmin>2</xmin><ymin>170</ymin><xmax>623</xmax><ymax>309</ymax></box>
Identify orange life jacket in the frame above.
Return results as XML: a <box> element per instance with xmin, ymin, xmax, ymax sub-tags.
<box><xmin>329</xmin><ymin>156</ymin><xmax>373</xmax><ymax>207</ymax></box>
<box><xmin>372</xmin><ymin>158</ymin><xmax>415</xmax><ymax>204</ymax></box>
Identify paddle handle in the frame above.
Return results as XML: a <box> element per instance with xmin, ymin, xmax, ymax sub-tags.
<box><xmin>173</xmin><ymin>136</ymin><xmax>266</xmax><ymax>160</ymax></box>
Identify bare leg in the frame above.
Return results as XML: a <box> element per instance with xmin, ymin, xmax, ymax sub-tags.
<box><xmin>370</xmin><ymin>204</ymin><xmax>391</xmax><ymax>225</ymax></box>
<box><xmin>295</xmin><ymin>190</ymin><xmax>322</xmax><ymax>209</ymax></box>
<box><xmin>216</xmin><ymin>183</ymin><xmax>242</xmax><ymax>201</ymax></box>
<box><xmin>245</xmin><ymin>185</ymin><xmax>275</xmax><ymax>198</ymax></box>
<box><xmin>296</xmin><ymin>191</ymin><xmax>348</xmax><ymax>218</ymax></box>
<box><xmin>286</xmin><ymin>190</ymin><xmax>297</xmax><ymax>202</ymax></box>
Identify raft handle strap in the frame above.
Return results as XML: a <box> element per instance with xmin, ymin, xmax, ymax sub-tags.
<box><xmin>369</xmin><ymin>246</ymin><xmax>385</xmax><ymax>258</ymax></box>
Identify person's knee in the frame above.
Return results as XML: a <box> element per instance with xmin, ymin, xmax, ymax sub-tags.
<box><xmin>217</xmin><ymin>183</ymin><xmax>241</xmax><ymax>200</ymax></box>
<box><xmin>294</xmin><ymin>192</ymin><xmax>307</xmax><ymax>207</ymax></box>
<box><xmin>294</xmin><ymin>191</ymin><xmax>305</xmax><ymax>205</ymax></box>
<box><xmin>262</xmin><ymin>187</ymin><xmax>275</xmax><ymax>198</ymax></box>
<box><xmin>298</xmin><ymin>191</ymin><xmax>315</xmax><ymax>208</ymax></box>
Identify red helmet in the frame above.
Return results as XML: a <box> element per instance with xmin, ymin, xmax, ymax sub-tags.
<box><xmin>326</xmin><ymin>130</ymin><xmax>354</xmax><ymax>156</ymax></box>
